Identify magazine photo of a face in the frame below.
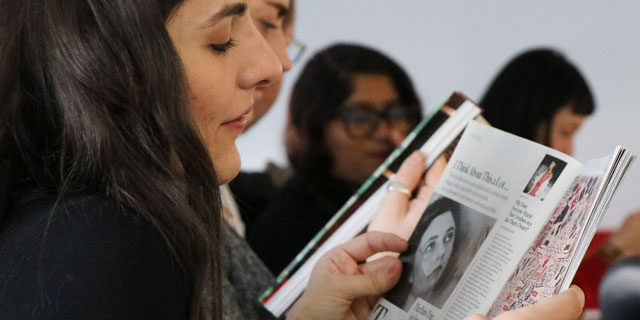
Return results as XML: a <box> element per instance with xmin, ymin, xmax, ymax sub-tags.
<box><xmin>523</xmin><ymin>155</ymin><xmax>568</xmax><ymax>201</ymax></box>
<box><xmin>385</xmin><ymin>194</ymin><xmax>496</xmax><ymax>313</ymax></box>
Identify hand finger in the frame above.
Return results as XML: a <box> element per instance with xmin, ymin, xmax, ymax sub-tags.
<box><xmin>379</xmin><ymin>152</ymin><xmax>426</xmax><ymax>214</ymax></box>
<box><xmin>340</xmin><ymin>256</ymin><xmax>402</xmax><ymax>300</ymax></box>
<box><xmin>335</xmin><ymin>232</ymin><xmax>407</xmax><ymax>263</ymax></box>
<box><xmin>395</xmin><ymin>151</ymin><xmax>427</xmax><ymax>190</ymax></box>
<box><xmin>351</xmin><ymin>298</ymin><xmax>373</xmax><ymax>320</ymax></box>
<box><xmin>359</xmin><ymin>255</ymin><xmax>401</xmax><ymax>274</ymax></box>
<box><xmin>463</xmin><ymin>315</ymin><xmax>488</xmax><ymax>320</ymax></box>
<box><xmin>365</xmin><ymin>251</ymin><xmax>399</xmax><ymax>262</ymax></box>
<box><xmin>425</xmin><ymin>155</ymin><xmax>447</xmax><ymax>188</ymax></box>
<box><xmin>366</xmin><ymin>295</ymin><xmax>381</xmax><ymax>310</ymax></box>
<box><xmin>496</xmin><ymin>286</ymin><xmax>584</xmax><ymax>320</ymax></box>
<box><xmin>414</xmin><ymin>182</ymin><xmax>435</xmax><ymax>202</ymax></box>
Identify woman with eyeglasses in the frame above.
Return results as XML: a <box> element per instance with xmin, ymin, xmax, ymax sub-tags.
<box><xmin>247</xmin><ymin>43</ymin><xmax>424</xmax><ymax>275</ymax></box>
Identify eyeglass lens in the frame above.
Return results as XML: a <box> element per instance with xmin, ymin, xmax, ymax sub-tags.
<box><xmin>340</xmin><ymin>103</ymin><xmax>419</xmax><ymax>138</ymax></box>
<box><xmin>287</xmin><ymin>39</ymin><xmax>306</xmax><ymax>63</ymax></box>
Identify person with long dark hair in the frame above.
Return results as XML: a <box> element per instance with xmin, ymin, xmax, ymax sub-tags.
<box><xmin>248</xmin><ymin>43</ymin><xmax>424</xmax><ymax>274</ymax></box>
<box><xmin>0</xmin><ymin>1</ymin><xmax>405</xmax><ymax>319</ymax></box>
<box><xmin>0</xmin><ymin>1</ymin><xmax>586</xmax><ymax>319</ymax></box>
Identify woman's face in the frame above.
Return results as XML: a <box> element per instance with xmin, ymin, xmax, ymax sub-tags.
<box><xmin>537</xmin><ymin>105</ymin><xmax>587</xmax><ymax>155</ymax></box>
<box><xmin>325</xmin><ymin>73</ymin><xmax>409</xmax><ymax>185</ymax></box>
<box><xmin>247</xmin><ymin>0</ymin><xmax>294</xmax><ymax>129</ymax></box>
<box><xmin>412</xmin><ymin>211</ymin><xmax>456</xmax><ymax>297</ymax></box>
<box><xmin>167</xmin><ymin>0</ymin><xmax>282</xmax><ymax>183</ymax></box>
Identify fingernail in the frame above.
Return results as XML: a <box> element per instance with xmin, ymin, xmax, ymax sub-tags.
<box><xmin>408</xmin><ymin>151</ymin><xmax>425</xmax><ymax>164</ymax></box>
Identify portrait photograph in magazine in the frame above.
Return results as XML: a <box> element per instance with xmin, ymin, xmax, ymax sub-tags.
<box><xmin>523</xmin><ymin>155</ymin><xmax>568</xmax><ymax>201</ymax></box>
<box><xmin>385</xmin><ymin>194</ymin><xmax>497</xmax><ymax>312</ymax></box>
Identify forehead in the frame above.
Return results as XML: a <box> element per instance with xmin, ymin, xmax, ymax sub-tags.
<box><xmin>169</xmin><ymin>0</ymin><xmax>244</xmax><ymax>30</ymax></box>
<box><xmin>553</xmin><ymin>105</ymin><xmax>587</xmax><ymax>127</ymax></box>
<box><xmin>252</xmin><ymin>0</ymin><xmax>290</xmax><ymax>14</ymax></box>
<box><xmin>346</xmin><ymin>73</ymin><xmax>398</xmax><ymax>106</ymax></box>
<box><xmin>420</xmin><ymin>211</ymin><xmax>455</xmax><ymax>242</ymax></box>
<box><xmin>171</xmin><ymin>0</ymin><xmax>222</xmax><ymax>25</ymax></box>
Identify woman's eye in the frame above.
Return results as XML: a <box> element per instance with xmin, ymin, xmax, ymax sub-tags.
<box><xmin>424</xmin><ymin>241</ymin><xmax>435</xmax><ymax>253</ymax></box>
<box><xmin>210</xmin><ymin>38</ymin><xmax>237</xmax><ymax>54</ymax></box>
<box><xmin>444</xmin><ymin>230</ymin><xmax>455</xmax><ymax>243</ymax></box>
<box><xmin>347</xmin><ymin>113</ymin><xmax>372</xmax><ymax>125</ymax></box>
<box><xmin>260</xmin><ymin>20</ymin><xmax>278</xmax><ymax>33</ymax></box>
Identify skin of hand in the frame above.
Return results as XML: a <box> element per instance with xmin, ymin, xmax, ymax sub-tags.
<box><xmin>286</xmin><ymin>232</ymin><xmax>408</xmax><ymax>320</ymax></box>
<box><xmin>368</xmin><ymin>152</ymin><xmax>447</xmax><ymax>242</ymax></box>
<box><xmin>607</xmin><ymin>210</ymin><xmax>640</xmax><ymax>260</ymax></box>
<box><xmin>464</xmin><ymin>286</ymin><xmax>585</xmax><ymax>320</ymax></box>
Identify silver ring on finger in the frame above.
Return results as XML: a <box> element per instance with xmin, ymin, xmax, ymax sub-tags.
<box><xmin>386</xmin><ymin>180</ymin><xmax>411</xmax><ymax>197</ymax></box>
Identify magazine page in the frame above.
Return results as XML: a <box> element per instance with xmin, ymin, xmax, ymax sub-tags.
<box><xmin>260</xmin><ymin>93</ymin><xmax>481</xmax><ymax>317</ymax></box>
<box><xmin>487</xmin><ymin>155</ymin><xmax>610</xmax><ymax>317</ymax></box>
<box><xmin>369</xmin><ymin>120</ymin><xmax>582</xmax><ymax>320</ymax></box>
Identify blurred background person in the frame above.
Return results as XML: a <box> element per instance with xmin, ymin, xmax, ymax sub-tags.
<box><xmin>247</xmin><ymin>43</ymin><xmax>424</xmax><ymax>274</ymax></box>
<box><xmin>480</xmin><ymin>48</ymin><xmax>594</xmax><ymax>156</ymax></box>
<box><xmin>222</xmin><ymin>0</ymin><xmax>305</xmax><ymax>237</ymax></box>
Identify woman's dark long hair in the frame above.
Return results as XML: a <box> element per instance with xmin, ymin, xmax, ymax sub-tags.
<box><xmin>480</xmin><ymin>48</ymin><xmax>595</xmax><ymax>145</ymax></box>
<box><xmin>287</xmin><ymin>43</ymin><xmax>423</xmax><ymax>174</ymax></box>
<box><xmin>0</xmin><ymin>1</ymin><xmax>221</xmax><ymax>319</ymax></box>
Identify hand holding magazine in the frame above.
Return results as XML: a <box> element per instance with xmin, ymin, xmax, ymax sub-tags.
<box><xmin>261</xmin><ymin>93</ymin><xmax>483</xmax><ymax>317</ymax></box>
<box><xmin>369</xmin><ymin>120</ymin><xmax>634</xmax><ymax>320</ymax></box>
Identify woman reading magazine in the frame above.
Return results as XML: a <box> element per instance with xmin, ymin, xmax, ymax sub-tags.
<box><xmin>0</xmin><ymin>0</ymin><xmax>583</xmax><ymax>319</ymax></box>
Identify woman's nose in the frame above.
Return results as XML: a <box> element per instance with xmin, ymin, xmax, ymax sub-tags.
<box><xmin>435</xmin><ymin>243</ymin><xmax>446</xmax><ymax>262</ymax></box>
<box><xmin>238</xmin><ymin>21</ymin><xmax>282</xmax><ymax>90</ymax></box>
<box><xmin>274</xmin><ymin>34</ymin><xmax>293</xmax><ymax>72</ymax></box>
<box><xmin>374</xmin><ymin>121</ymin><xmax>405</xmax><ymax>146</ymax></box>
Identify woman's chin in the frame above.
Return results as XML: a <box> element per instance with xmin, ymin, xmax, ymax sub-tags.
<box><xmin>211</xmin><ymin>147</ymin><xmax>241</xmax><ymax>185</ymax></box>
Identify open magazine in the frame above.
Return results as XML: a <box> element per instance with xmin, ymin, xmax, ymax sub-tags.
<box><xmin>260</xmin><ymin>92</ymin><xmax>483</xmax><ymax>317</ymax></box>
<box><xmin>369</xmin><ymin>120</ymin><xmax>635</xmax><ymax>320</ymax></box>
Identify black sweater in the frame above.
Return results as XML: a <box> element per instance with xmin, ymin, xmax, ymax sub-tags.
<box><xmin>0</xmin><ymin>193</ymin><xmax>275</xmax><ymax>319</ymax></box>
<box><xmin>247</xmin><ymin>173</ymin><xmax>358</xmax><ymax>275</ymax></box>
<box><xmin>0</xmin><ymin>193</ymin><xmax>192</xmax><ymax>319</ymax></box>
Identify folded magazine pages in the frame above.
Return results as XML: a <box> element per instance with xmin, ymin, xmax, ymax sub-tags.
<box><xmin>368</xmin><ymin>120</ymin><xmax>634</xmax><ymax>320</ymax></box>
<box><xmin>258</xmin><ymin>92</ymin><xmax>634</xmax><ymax>319</ymax></box>
<box><xmin>260</xmin><ymin>92</ymin><xmax>483</xmax><ymax>317</ymax></box>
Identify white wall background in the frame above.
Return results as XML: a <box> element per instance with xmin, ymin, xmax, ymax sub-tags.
<box><xmin>237</xmin><ymin>0</ymin><xmax>640</xmax><ymax>230</ymax></box>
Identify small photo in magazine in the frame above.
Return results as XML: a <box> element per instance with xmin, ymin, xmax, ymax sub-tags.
<box><xmin>523</xmin><ymin>155</ymin><xmax>567</xmax><ymax>201</ymax></box>
<box><xmin>384</xmin><ymin>194</ymin><xmax>496</xmax><ymax>313</ymax></box>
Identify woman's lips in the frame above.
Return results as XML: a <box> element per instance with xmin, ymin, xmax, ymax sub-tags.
<box><xmin>221</xmin><ymin>115</ymin><xmax>248</xmax><ymax>131</ymax></box>
<box><xmin>221</xmin><ymin>106</ymin><xmax>252</xmax><ymax>131</ymax></box>
<box><xmin>427</xmin><ymin>265</ymin><xmax>443</xmax><ymax>280</ymax></box>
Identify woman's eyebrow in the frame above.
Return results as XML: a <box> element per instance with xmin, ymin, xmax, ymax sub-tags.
<box><xmin>266</xmin><ymin>1</ymin><xmax>289</xmax><ymax>18</ymax></box>
<box><xmin>200</xmin><ymin>2</ymin><xmax>247</xmax><ymax>28</ymax></box>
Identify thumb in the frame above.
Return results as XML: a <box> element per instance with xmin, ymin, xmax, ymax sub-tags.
<box><xmin>342</xmin><ymin>257</ymin><xmax>402</xmax><ymax>300</ymax></box>
<box><xmin>496</xmin><ymin>286</ymin><xmax>585</xmax><ymax>320</ymax></box>
<box><xmin>463</xmin><ymin>316</ymin><xmax>488</xmax><ymax>320</ymax></box>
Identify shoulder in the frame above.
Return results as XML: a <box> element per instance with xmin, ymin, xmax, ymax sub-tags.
<box><xmin>0</xmin><ymin>193</ymin><xmax>192</xmax><ymax>319</ymax></box>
